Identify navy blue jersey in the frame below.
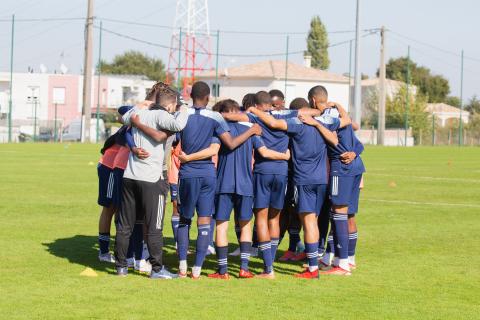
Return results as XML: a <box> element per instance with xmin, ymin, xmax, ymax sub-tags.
<box><xmin>216</xmin><ymin>122</ymin><xmax>264</xmax><ymax>196</ymax></box>
<box><xmin>319</xmin><ymin>110</ymin><xmax>365</xmax><ymax>177</ymax></box>
<box><xmin>179</xmin><ymin>107</ymin><xmax>229</xmax><ymax>178</ymax></box>
<box><xmin>286</xmin><ymin>116</ymin><xmax>339</xmax><ymax>185</ymax></box>
<box><xmin>247</xmin><ymin>110</ymin><xmax>297</xmax><ymax>176</ymax></box>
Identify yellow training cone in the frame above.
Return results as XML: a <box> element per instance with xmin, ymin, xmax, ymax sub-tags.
<box><xmin>80</xmin><ymin>267</ymin><xmax>98</xmax><ymax>277</ymax></box>
<box><xmin>388</xmin><ymin>181</ymin><xmax>397</xmax><ymax>188</ymax></box>
<box><xmin>88</xmin><ymin>161</ymin><xmax>95</xmax><ymax>166</ymax></box>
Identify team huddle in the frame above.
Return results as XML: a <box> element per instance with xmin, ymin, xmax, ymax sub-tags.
<box><xmin>96</xmin><ymin>80</ymin><xmax>365</xmax><ymax>280</ymax></box>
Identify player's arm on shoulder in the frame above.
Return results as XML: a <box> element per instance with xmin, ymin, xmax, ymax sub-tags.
<box><xmin>248</xmin><ymin>107</ymin><xmax>287</xmax><ymax>131</ymax></box>
<box><xmin>221</xmin><ymin>112</ymin><xmax>249</xmax><ymax>122</ymax></box>
<box><xmin>218</xmin><ymin>123</ymin><xmax>262</xmax><ymax>150</ymax></box>
<box><xmin>299</xmin><ymin>114</ymin><xmax>339</xmax><ymax>146</ymax></box>
<box><xmin>297</xmin><ymin>108</ymin><xmax>321</xmax><ymax>117</ymax></box>
<box><xmin>131</xmin><ymin>114</ymin><xmax>170</xmax><ymax>143</ymax></box>
<box><xmin>331</xmin><ymin>102</ymin><xmax>351</xmax><ymax>128</ymax></box>
<box><xmin>121</xmin><ymin>107</ymin><xmax>138</xmax><ymax>125</ymax></box>
<box><xmin>178</xmin><ymin>142</ymin><xmax>220</xmax><ymax>163</ymax></box>
<box><xmin>156</xmin><ymin>107</ymin><xmax>189</xmax><ymax>132</ymax></box>
<box><xmin>257</xmin><ymin>146</ymin><xmax>290</xmax><ymax>161</ymax></box>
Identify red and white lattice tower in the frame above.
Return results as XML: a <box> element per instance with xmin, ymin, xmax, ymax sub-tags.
<box><xmin>167</xmin><ymin>0</ymin><xmax>213</xmax><ymax>96</ymax></box>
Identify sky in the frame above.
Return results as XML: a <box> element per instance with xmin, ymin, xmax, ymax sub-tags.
<box><xmin>1</xmin><ymin>0</ymin><xmax>479</xmax><ymax>101</ymax></box>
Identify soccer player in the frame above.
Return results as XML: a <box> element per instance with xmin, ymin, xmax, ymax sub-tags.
<box><xmin>168</xmin><ymin>137</ymin><xmax>181</xmax><ymax>248</ymax></box>
<box><xmin>176</xmin><ymin>81</ymin><xmax>261</xmax><ymax>279</ymax></box>
<box><xmin>278</xmin><ymin>97</ymin><xmax>309</xmax><ymax>262</ymax></box>
<box><xmin>300</xmin><ymin>86</ymin><xmax>364</xmax><ymax>276</ymax></box>
<box><xmin>246</xmin><ymin>95</ymin><xmax>345</xmax><ymax>279</ymax></box>
<box><xmin>269</xmin><ymin>89</ymin><xmax>286</xmax><ymax>110</ymax></box>
<box><xmin>195</xmin><ymin>99</ymin><xmax>290</xmax><ymax>279</ymax></box>
<box><xmin>115</xmin><ymin>85</ymin><xmax>189</xmax><ymax>279</ymax></box>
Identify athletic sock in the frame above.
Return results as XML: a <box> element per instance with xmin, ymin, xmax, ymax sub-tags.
<box><xmin>132</xmin><ymin>223</ymin><xmax>143</xmax><ymax>261</ymax></box>
<box><xmin>98</xmin><ymin>232</ymin><xmax>110</xmax><ymax>255</ymax></box>
<box><xmin>126</xmin><ymin>235</ymin><xmax>134</xmax><ymax>259</ymax></box>
<box><xmin>258</xmin><ymin>241</ymin><xmax>273</xmax><ymax>273</ymax></box>
<box><xmin>305</xmin><ymin>242</ymin><xmax>319</xmax><ymax>272</ymax></box>
<box><xmin>348</xmin><ymin>231</ymin><xmax>358</xmax><ymax>264</ymax></box>
<box><xmin>171</xmin><ymin>215</ymin><xmax>180</xmax><ymax>244</ymax></box>
<box><xmin>270</xmin><ymin>237</ymin><xmax>280</xmax><ymax>263</ymax></box>
<box><xmin>234</xmin><ymin>225</ymin><xmax>241</xmax><ymax>244</ymax></box>
<box><xmin>332</xmin><ymin>212</ymin><xmax>349</xmax><ymax>265</ymax></box>
<box><xmin>326</xmin><ymin>232</ymin><xmax>335</xmax><ymax>255</ymax></box>
<box><xmin>177</xmin><ymin>221</ymin><xmax>190</xmax><ymax>271</ymax></box>
<box><xmin>216</xmin><ymin>246</ymin><xmax>228</xmax><ymax>275</ymax></box>
<box><xmin>240</xmin><ymin>241</ymin><xmax>252</xmax><ymax>271</ymax></box>
<box><xmin>288</xmin><ymin>228</ymin><xmax>301</xmax><ymax>252</ymax></box>
<box><xmin>194</xmin><ymin>223</ymin><xmax>211</xmax><ymax>268</ymax></box>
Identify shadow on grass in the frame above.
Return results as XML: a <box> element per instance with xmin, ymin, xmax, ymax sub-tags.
<box><xmin>43</xmin><ymin>235</ymin><xmax>301</xmax><ymax>277</ymax></box>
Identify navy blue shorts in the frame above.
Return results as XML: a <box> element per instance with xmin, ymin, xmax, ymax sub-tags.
<box><xmin>330</xmin><ymin>174</ymin><xmax>362</xmax><ymax>214</ymax></box>
<box><xmin>253</xmin><ymin>174</ymin><xmax>288</xmax><ymax>210</ymax></box>
<box><xmin>170</xmin><ymin>183</ymin><xmax>178</xmax><ymax>202</ymax></box>
<box><xmin>112</xmin><ymin>168</ymin><xmax>125</xmax><ymax>208</ymax></box>
<box><xmin>178</xmin><ymin>176</ymin><xmax>216</xmax><ymax>219</ymax></box>
<box><xmin>215</xmin><ymin>193</ymin><xmax>254</xmax><ymax>221</ymax></box>
<box><xmin>97</xmin><ymin>164</ymin><xmax>115</xmax><ymax>207</ymax></box>
<box><xmin>295</xmin><ymin>184</ymin><xmax>328</xmax><ymax>216</ymax></box>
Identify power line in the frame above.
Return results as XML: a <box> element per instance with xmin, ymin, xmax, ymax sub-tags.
<box><xmin>0</xmin><ymin>17</ymin><xmax>85</xmax><ymax>22</ymax></box>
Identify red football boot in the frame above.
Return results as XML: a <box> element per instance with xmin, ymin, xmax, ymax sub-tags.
<box><xmin>239</xmin><ymin>269</ymin><xmax>255</xmax><ymax>278</ymax></box>
<box><xmin>207</xmin><ymin>272</ymin><xmax>230</xmax><ymax>280</ymax></box>
<box><xmin>294</xmin><ymin>268</ymin><xmax>319</xmax><ymax>279</ymax></box>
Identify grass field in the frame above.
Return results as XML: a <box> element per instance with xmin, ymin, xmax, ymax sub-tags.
<box><xmin>1</xmin><ymin>144</ymin><xmax>479</xmax><ymax>319</ymax></box>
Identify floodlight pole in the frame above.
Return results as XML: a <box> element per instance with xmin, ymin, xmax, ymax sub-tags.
<box><xmin>96</xmin><ymin>21</ymin><xmax>103</xmax><ymax>143</ymax></box>
<box><xmin>284</xmin><ymin>35</ymin><xmax>289</xmax><ymax>99</ymax></box>
<box><xmin>405</xmin><ymin>45</ymin><xmax>410</xmax><ymax>145</ymax></box>
<box><xmin>353</xmin><ymin>0</ymin><xmax>362</xmax><ymax>127</ymax></box>
<box><xmin>214</xmin><ymin>29</ymin><xmax>220</xmax><ymax>103</ymax></box>
<box><xmin>459</xmin><ymin>49</ymin><xmax>464</xmax><ymax>146</ymax></box>
<box><xmin>8</xmin><ymin>14</ymin><xmax>15</xmax><ymax>143</ymax></box>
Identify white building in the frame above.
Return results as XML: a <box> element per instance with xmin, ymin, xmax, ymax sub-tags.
<box><xmin>426</xmin><ymin>103</ymin><xmax>469</xmax><ymax>126</ymax></box>
<box><xmin>196</xmin><ymin>60</ymin><xmax>350</xmax><ymax>109</ymax></box>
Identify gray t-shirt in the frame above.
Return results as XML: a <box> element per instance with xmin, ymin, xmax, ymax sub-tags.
<box><xmin>122</xmin><ymin>106</ymin><xmax>189</xmax><ymax>183</ymax></box>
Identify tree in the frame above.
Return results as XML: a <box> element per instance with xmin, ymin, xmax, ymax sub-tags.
<box><xmin>306</xmin><ymin>16</ymin><xmax>330</xmax><ymax>70</ymax></box>
<box><xmin>386</xmin><ymin>85</ymin><xmax>430</xmax><ymax>144</ymax></box>
<box><xmin>465</xmin><ymin>95</ymin><xmax>480</xmax><ymax>114</ymax></box>
<box><xmin>380</xmin><ymin>57</ymin><xmax>450</xmax><ymax>103</ymax></box>
<box><xmin>99</xmin><ymin>51</ymin><xmax>166</xmax><ymax>81</ymax></box>
<box><xmin>445</xmin><ymin>96</ymin><xmax>461</xmax><ymax>107</ymax></box>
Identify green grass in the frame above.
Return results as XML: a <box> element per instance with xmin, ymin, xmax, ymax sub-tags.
<box><xmin>1</xmin><ymin>144</ymin><xmax>479</xmax><ymax>319</ymax></box>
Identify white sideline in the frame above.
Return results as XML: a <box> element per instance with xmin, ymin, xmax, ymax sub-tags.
<box><xmin>363</xmin><ymin>198</ymin><xmax>480</xmax><ymax>208</ymax></box>
<box><xmin>366</xmin><ymin>173</ymin><xmax>480</xmax><ymax>184</ymax></box>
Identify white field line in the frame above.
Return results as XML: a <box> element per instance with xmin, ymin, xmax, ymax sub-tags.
<box><xmin>366</xmin><ymin>172</ymin><xmax>480</xmax><ymax>184</ymax></box>
<box><xmin>363</xmin><ymin>198</ymin><xmax>480</xmax><ymax>208</ymax></box>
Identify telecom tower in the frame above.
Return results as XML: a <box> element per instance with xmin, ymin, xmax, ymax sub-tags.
<box><xmin>167</xmin><ymin>0</ymin><xmax>213</xmax><ymax>96</ymax></box>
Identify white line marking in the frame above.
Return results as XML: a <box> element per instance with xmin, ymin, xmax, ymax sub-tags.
<box><xmin>366</xmin><ymin>173</ymin><xmax>480</xmax><ymax>184</ymax></box>
<box><xmin>363</xmin><ymin>198</ymin><xmax>480</xmax><ymax>208</ymax></box>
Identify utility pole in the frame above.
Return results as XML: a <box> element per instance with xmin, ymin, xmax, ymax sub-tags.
<box><xmin>377</xmin><ymin>26</ymin><xmax>386</xmax><ymax>145</ymax></box>
<box><xmin>214</xmin><ymin>29</ymin><xmax>220</xmax><ymax>103</ymax></box>
<box><xmin>459</xmin><ymin>50</ymin><xmax>464</xmax><ymax>146</ymax></box>
<box><xmin>353</xmin><ymin>0</ymin><xmax>362</xmax><ymax>127</ymax></box>
<box><xmin>8</xmin><ymin>14</ymin><xmax>15</xmax><ymax>143</ymax></box>
<box><xmin>96</xmin><ymin>21</ymin><xmax>103</xmax><ymax>143</ymax></box>
<box><xmin>81</xmin><ymin>0</ymin><xmax>94</xmax><ymax>143</ymax></box>
<box><xmin>284</xmin><ymin>35</ymin><xmax>289</xmax><ymax>99</ymax></box>
<box><xmin>405</xmin><ymin>45</ymin><xmax>410</xmax><ymax>145</ymax></box>
<box><xmin>348</xmin><ymin>39</ymin><xmax>353</xmax><ymax>110</ymax></box>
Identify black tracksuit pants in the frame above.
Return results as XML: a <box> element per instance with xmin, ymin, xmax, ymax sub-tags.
<box><xmin>114</xmin><ymin>177</ymin><xmax>168</xmax><ymax>273</ymax></box>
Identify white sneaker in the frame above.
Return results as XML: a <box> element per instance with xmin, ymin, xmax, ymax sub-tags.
<box><xmin>135</xmin><ymin>259</ymin><xmax>152</xmax><ymax>274</ymax></box>
<box><xmin>250</xmin><ymin>247</ymin><xmax>258</xmax><ymax>257</ymax></box>
<box><xmin>229</xmin><ymin>247</ymin><xmax>241</xmax><ymax>256</ymax></box>
<box><xmin>127</xmin><ymin>257</ymin><xmax>135</xmax><ymax>268</ymax></box>
<box><xmin>98</xmin><ymin>252</ymin><xmax>115</xmax><ymax>263</ymax></box>
<box><xmin>207</xmin><ymin>245</ymin><xmax>216</xmax><ymax>255</ymax></box>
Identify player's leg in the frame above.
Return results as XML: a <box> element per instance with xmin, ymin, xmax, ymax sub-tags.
<box><xmin>237</xmin><ymin>195</ymin><xmax>255</xmax><ymax>278</ymax></box>
<box><xmin>279</xmin><ymin>181</ymin><xmax>298</xmax><ymax>261</ymax></box>
<box><xmin>97</xmin><ymin>164</ymin><xmax>115</xmax><ymax>262</ymax></box>
<box><xmin>267</xmin><ymin>174</ymin><xmax>288</xmax><ymax>265</ymax></box>
<box><xmin>294</xmin><ymin>185</ymin><xmax>321</xmax><ymax>279</ymax></box>
<box><xmin>114</xmin><ymin>178</ymin><xmax>138</xmax><ymax>275</ymax></box>
<box><xmin>347</xmin><ymin>174</ymin><xmax>362</xmax><ymax>269</ymax></box>
<box><xmin>177</xmin><ymin>177</ymin><xmax>199</xmax><ymax>277</ymax></box>
<box><xmin>208</xmin><ymin>193</ymin><xmax>233</xmax><ymax>279</ymax></box>
<box><xmin>170</xmin><ymin>183</ymin><xmax>180</xmax><ymax>247</ymax></box>
<box><xmin>229</xmin><ymin>213</ymin><xmax>241</xmax><ymax>256</ymax></box>
<box><xmin>191</xmin><ymin>176</ymin><xmax>216</xmax><ymax>279</ymax></box>
<box><xmin>253</xmin><ymin>174</ymin><xmax>274</xmax><ymax>278</ymax></box>
<box><xmin>322</xmin><ymin>176</ymin><xmax>352</xmax><ymax>275</ymax></box>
